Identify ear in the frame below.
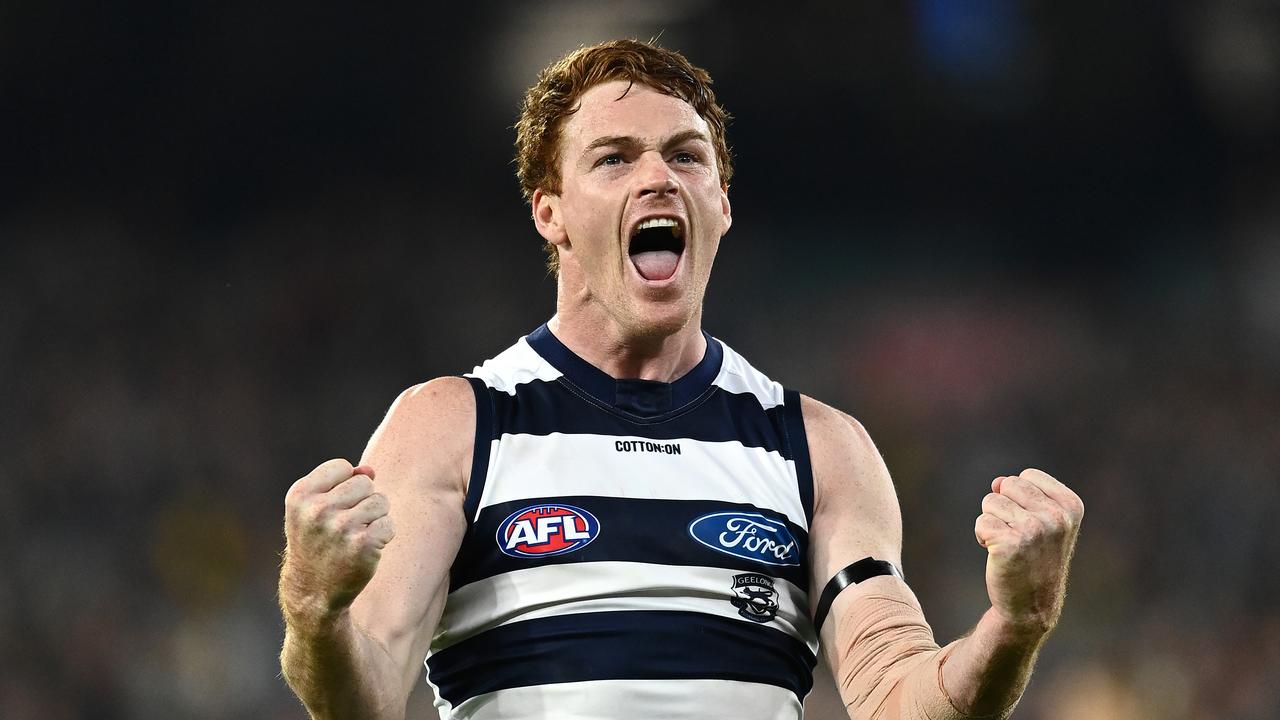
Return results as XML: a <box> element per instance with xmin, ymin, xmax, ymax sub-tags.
<box><xmin>532</xmin><ymin>188</ymin><xmax>568</xmax><ymax>246</ymax></box>
<box><xmin>719</xmin><ymin>183</ymin><xmax>733</xmax><ymax>235</ymax></box>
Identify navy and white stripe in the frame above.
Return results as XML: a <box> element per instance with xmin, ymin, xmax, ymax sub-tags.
<box><xmin>426</xmin><ymin>324</ymin><xmax>817</xmax><ymax>720</ymax></box>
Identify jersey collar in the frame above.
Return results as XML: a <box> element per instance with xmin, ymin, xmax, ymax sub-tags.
<box><xmin>525</xmin><ymin>323</ymin><xmax>723</xmax><ymax>418</ymax></box>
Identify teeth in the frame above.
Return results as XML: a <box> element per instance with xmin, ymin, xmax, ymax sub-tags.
<box><xmin>635</xmin><ymin>217</ymin><xmax>682</xmax><ymax>236</ymax></box>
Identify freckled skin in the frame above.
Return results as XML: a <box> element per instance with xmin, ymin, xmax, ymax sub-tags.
<box><xmin>280</xmin><ymin>58</ymin><xmax>1084</xmax><ymax>720</ymax></box>
<box><xmin>532</xmin><ymin>81</ymin><xmax>732</xmax><ymax>374</ymax></box>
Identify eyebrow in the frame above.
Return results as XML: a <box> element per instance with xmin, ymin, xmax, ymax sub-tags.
<box><xmin>582</xmin><ymin>130</ymin><xmax>711</xmax><ymax>156</ymax></box>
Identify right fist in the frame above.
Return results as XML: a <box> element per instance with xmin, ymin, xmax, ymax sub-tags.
<box><xmin>280</xmin><ymin>459</ymin><xmax>396</xmax><ymax>617</ymax></box>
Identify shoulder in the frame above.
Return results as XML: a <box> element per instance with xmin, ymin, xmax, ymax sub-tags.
<box><xmin>798</xmin><ymin>394</ymin><xmax>902</xmax><ymax>571</ymax></box>
<box><xmin>365</xmin><ymin>376</ymin><xmax>476</xmax><ymax>491</ymax></box>
<box><xmin>384</xmin><ymin>376</ymin><xmax>475</xmax><ymax>434</ymax></box>
<box><xmin>393</xmin><ymin>375</ymin><xmax>476</xmax><ymax>417</ymax></box>
<box><xmin>798</xmin><ymin>395</ymin><xmax>883</xmax><ymax>497</ymax></box>
<box><xmin>798</xmin><ymin>394</ymin><xmax>871</xmax><ymax>444</ymax></box>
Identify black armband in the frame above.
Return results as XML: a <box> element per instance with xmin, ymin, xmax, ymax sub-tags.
<box><xmin>812</xmin><ymin>557</ymin><xmax>903</xmax><ymax>632</ymax></box>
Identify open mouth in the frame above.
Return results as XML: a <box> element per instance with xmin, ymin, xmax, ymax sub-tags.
<box><xmin>628</xmin><ymin>217</ymin><xmax>685</xmax><ymax>282</ymax></box>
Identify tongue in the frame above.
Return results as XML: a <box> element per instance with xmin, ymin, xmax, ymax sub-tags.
<box><xmin>631</xmin><ymin>250</ymin><xmax>679</xmax><ymax>281</ymax></box>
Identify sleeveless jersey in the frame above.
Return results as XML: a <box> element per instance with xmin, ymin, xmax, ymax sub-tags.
<box><xmin>424</xmin><ymin>324</ymin><xmax>818</xmax><ymax>719</ymax></box>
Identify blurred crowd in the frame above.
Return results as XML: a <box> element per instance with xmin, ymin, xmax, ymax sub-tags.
<box><xmin>3</xmin><ymin>1</ymin><xmax>1278</xmax><ymax>718</ymax></box>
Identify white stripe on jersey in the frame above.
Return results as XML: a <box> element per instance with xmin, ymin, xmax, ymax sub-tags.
<box><xmin>443</xmin><ymin>678</ymin><xmax>803</xmax><ymax>720</ymax></box>
<box><xmin>468</xmin><ymin>338</ymin><xmax>563</xmax><ymax>395</ymax></box>
<box><xmin>470</xmin><ymin>336</ymin><xmax>786</xmax><ymax>409</ymax></box>
<box><xmin>433</xmin><ymin>330</ymin><xmax>814</xmax><ymax>718</ymax></box>
<box><xmin>712</xmin><ymin>340</ymin><xmax>786</xmax><ymax>409</ymax></box>
<box><xmin>433</xmin><ymin>561</ymin><xmax>817</xmax><ymax>652</ymax></box>
<box><xmin>473</xmin><ymin>432</ymin><xmax>807</xmax><ymax>530</ymax></box>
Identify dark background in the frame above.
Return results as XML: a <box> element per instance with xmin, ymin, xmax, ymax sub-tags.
<box><xmin>3</xmin><ymin>1</ymin><xmax>1278</xmax><ymax>718</ymax></box>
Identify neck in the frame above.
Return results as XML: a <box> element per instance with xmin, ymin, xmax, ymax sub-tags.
<box><xmin>547</xmin><ymin>306</ymin><xmax>706</xmax><ymax>384</ymax></box>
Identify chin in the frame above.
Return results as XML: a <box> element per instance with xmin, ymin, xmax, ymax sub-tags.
<box><xmin>622</xmin><ymin>297</ymin><xmax>696</xmax><ymax>342</ymax></box>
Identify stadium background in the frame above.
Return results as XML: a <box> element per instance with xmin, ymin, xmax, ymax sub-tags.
<box><xmin>2</xmin><ymin>1</ymin><xmax>1278</xmax><ymax>717</ymax></box>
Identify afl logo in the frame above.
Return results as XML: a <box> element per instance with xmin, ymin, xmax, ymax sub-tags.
<box><xmin>688</xmin><ymin>512</ymin><xmax>800</xmax><ymax>566</ymax></box>
<box><xmin>496</xmin><ymin>504</ymin><xmax>600</xmax><ymax>558</ymax></box>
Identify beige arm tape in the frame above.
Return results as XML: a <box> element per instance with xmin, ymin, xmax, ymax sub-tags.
<box><xmin>832</xmin><ymin>580</ymin><xmax>1012</xmax><ymax>720</ymax></box>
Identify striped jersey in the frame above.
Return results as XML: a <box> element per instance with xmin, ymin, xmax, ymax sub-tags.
<box><xmin>424</xmin><ymin>324</ymin><xmax>818</xmax><ymax>719</ymax></box>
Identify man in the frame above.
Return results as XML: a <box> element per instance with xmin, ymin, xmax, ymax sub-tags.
<box><xmin>278</xmin><ymin>40</ymin><xmax>1083</xmax><ymax>719</ymax></box>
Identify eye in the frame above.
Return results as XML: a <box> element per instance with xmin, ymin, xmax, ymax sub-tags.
<box><xmin>596</xmin><ymin>153</ymin><xmax>623</xmax><ymax>167</ymax></box>
<box><xmin>673</xmin><ymin>150</ymin><xmax>698</xmax><ymax>164</ymax></box>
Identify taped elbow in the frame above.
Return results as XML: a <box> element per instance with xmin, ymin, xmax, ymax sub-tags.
<box><xmin>832</xmin><ymin>582</ymin><xmax>988</xmax><ymax>719</ymax></box>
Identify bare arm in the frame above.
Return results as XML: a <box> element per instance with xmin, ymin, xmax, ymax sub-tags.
<box><xmin>803</xmin><ymin>395</ymin><xmax>1082</xmax><ymax>718</ymax></box>
<box><xmin>942</xmin><ymin>469</ymin><xmax>1083</xmax><ymax>714</ymax></box>
<box><xmin>279</xmin><ymin>377</ymin><xmax>474</xmax><ymax>720</ymax></box>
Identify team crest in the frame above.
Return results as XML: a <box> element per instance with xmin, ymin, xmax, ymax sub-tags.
<box><xmin>496</xmin><ymin>504</ymin><xmax>600</xmax><ymax>558</ymax></box>
<box><xmin>730</xmin><ymin>573</ymin><xmax>780</xmax><ymax>623</ymax></box>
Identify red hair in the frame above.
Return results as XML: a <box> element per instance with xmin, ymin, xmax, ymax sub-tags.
<box><xmin>514</xmin><ymin>39</ymin><xmax>733</xmax><ymax>271</ymax></box>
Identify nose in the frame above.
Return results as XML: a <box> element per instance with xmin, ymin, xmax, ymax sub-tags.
<box><xmin>634</xmin><ymin>151</ymin><xmax>678</xmax><ymax>198</ymax></box>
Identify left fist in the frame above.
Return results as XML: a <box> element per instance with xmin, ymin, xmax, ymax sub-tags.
<box><xmin>975</xmin><ymin>468</ymin><xmax>1084</xmax><ymax>638</ymax></box>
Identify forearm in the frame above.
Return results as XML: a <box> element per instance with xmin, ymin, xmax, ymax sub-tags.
<box><xmin>938</xmin><ymin>607</ymin><xmax>1045</xmax><ymax>717</ymax></box>
<box><xmin>280</xmin><ymin>581</ymin><xmax>406</xmax><ymax>720</ymax></box>
<box><xmin>831</xmin><ymin>581</ymin><xmax>1039</xmax><ymax>719</ymax></box>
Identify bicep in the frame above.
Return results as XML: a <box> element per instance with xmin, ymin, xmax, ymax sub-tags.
<box><xmin>349</xmin><ymin>377</ymin><xmax>474</xmax><ymax>701</ymax></box>
<box><xmin>803</xmin><ymin>396</ymin><xmax>903</xmax><ymax>623</ymax></box>
<box><xmin>805</xmin><ymin>396</ymin><xmax>903</xmax><ymax>589</ymax></box>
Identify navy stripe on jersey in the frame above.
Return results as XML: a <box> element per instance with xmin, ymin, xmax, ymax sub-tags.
<box><xmin>449</xmin><ymin>496</ymin><xmax>809</xmax><ymax>591</ymax></box>
<box><xmin>782</xmin><ymin>389</ymin><xmax>815</xmax><ymax>526</ymax></box>
<box><xmin>426</xmin><ymin>610</ymin><xmax>817</xmax><ymax>706</ymax></box>
<box><xmin>526</xmin><ymin>323</ymin><xmax>724</xmax><ymax>414</ymax></box>
<box><xmin>486</xmin><ymin>380</ymin><xmax>793</xmax><ymax>458</ymax></box>
<box><xmin>463</xmin><ymin>376</ymin><xmax>495</xmax><ymax>523</ymax></box>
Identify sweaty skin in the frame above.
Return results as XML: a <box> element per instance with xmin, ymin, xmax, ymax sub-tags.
<box><xmin>278</xmin><ymin>78</ymin><xmax>1083</xmax><ymax>720</ymax></box>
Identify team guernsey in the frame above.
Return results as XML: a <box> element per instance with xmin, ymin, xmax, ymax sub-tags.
<box><xmin>424</xmin><ymin>324</ymin><xmax>818</xmax><ymax>719</ymax></box>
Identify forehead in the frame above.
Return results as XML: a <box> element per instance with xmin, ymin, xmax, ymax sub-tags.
<box><xmin>560</xmin><ymin>80</ymin><xmax>711</xmax><ymax>152</ymax></box>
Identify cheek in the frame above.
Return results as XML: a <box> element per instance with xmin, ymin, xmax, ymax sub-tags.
<box><xmin>698</xmin><ymin>238</ymin><xmax>722</xmax><ymax>273</ymax></box>
<box><xmin>693</xmin><ymin>193</ymin><xmax>729</xmax><ymax>237</ymax></box>
<box><xmin>563</xmin><ymin>190</ymin><xmax>618</xmax><ymax>247</ymax></box>
<box><xmin>574</xmin><ymin>216</ymin><xmax>616</xmax><ymax>260</ymax></box>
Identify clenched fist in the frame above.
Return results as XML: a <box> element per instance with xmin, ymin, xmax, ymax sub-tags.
<box><xmin>280</xmin><ymin>459</ymin><xmax>396</xmax><ymax>623</ymax></box>
<box><xmin>974</xmin><ymin>468</ymin><xmax>1084</xmax><ymax>638</ymax></box>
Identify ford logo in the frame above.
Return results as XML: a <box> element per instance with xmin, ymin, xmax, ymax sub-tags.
<box><xmin>687</xmin><ymin>512</ymin><xmax>800</xmax><ymax>566</ymax></box>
